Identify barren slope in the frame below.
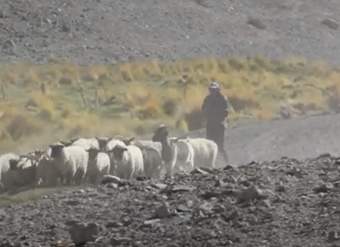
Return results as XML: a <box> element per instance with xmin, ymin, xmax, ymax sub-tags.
<box><xmin>0</xmin><ymin>155</ymin><xmax>339</xmax><ymax>246</ymax></box>
<box><xmin>0</xmin><ymin>0</ymin><xmax>340</xmax><ymax>64</ymax></box>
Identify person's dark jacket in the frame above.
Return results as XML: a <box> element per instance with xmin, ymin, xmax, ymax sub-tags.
<box><xmin>202</xmin><ymin>93</ymin><xmax>228</xmax><ymax>124</ymax></box>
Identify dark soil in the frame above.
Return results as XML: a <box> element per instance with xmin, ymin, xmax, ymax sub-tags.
<box><xmin>0</xmin><ymin>154</ymin><xmax>339</xmax><ymax>246</ymax></box>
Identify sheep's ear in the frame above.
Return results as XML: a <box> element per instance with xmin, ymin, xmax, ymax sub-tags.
<box><xmin>70</xmin><ymin>137</ymin><xmax>79</xmax><ymax>143</ymax></box>
<box><xmin>59</xmin><ymin>140</ymin><xmax>69</xmax><ymax>146</ymax></box>
<box><xmin>123</xmin><ymin>137</ymin><xmax>135</xmax><ymax>145</ymax></box>
<box><xmin>128</xmin><ymin>137</ymin><xmax>135</xmax><ymax>142</ymax></box>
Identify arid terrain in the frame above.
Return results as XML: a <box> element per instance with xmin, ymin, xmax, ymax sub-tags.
<box><xmin>0</xmin><ymin>154</ymin><xmax>339</xmax><ymax>246</ymax></box>
<box><xmin>1</xmin><ymin>0</ymin><xmax>340</xmax><ymax>64</ymax></box>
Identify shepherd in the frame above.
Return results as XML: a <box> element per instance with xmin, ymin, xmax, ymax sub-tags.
<box><xmin>202</xmin><ymin>81</ymin><xmax>229</xmax><ymax>163</ymax></box>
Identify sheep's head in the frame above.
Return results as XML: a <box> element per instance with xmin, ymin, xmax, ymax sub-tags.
<box><xmin>9</xmin><ymin>159</ymin><xmax>19</xmax><ymax>170</ymax></box>
<box><xmin>109</xmin><ymin>144</ymin><xmax>128</xmax><ymax>161</ymax></box>
<box><xmin>49</xmin><ymin>143</ymin><xmax>65</xmax><ymax>159</ymax></box>
<box><xmin>122</xmin><ymin>137</ymin><xmax>135</xmax><ymax>146</ymax></box>
<box><xmin>86</xmin><ymin>147</ymin><xmax>100</xmax><ymax>160</ymax></box>
<box><xmin>96</xmin><ymin>136</ymin><xmax>113</xmax><ymax>151</ymax></box>
<box><xmin>152</xmin><ymin>124</ymin><xmax>168</xmax><ymax>142</ymax></box>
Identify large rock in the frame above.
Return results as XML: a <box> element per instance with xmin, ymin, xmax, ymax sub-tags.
<box><xmin>68</xmin><ymin>222</ymin><xmax>99</xmax><ymax>245</ymax></box>
<box><xmin>236</xmin><ymin>186</ymin><xmax>268</xmax><ymax>203</ymax></box>
<box><xmin>100</xmin><ymin>175</ymin><xmax>121</xmax><ymax>185</ymax></box>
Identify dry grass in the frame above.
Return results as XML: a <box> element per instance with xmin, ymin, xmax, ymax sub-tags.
<box><xmin>0</xmin><ymin>56</ymin><xmax>339</xmax><ymax>152</ymax></box>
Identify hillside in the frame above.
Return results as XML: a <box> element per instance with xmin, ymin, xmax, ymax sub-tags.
<box><xmin>0</xmin><ymin>0</ymin><xmax>340</xmax><ymax>64</ymax></box>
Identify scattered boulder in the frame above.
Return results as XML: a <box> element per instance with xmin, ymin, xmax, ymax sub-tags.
<box><xmin>110</xmin><ymin>237</ymin><xmax>132</xmax><ymax>245</ymax></box>
<box><xmin>100</xmin><ymin>175</ymin><xmax>121</xmax><ymax>185</ymax></box>
<box><xmin>191</xmin><ymin>167</ymin><xmax>210</xmax><ymax>175</ymax></box>
<box><xmin>321</xmin><ymin>18</ymin><xmax>338</xmax><ymax>30</ymax></box>
<box><xmin>153</xmin><ymin>201</ymin><xmax>173</xmax><ymax>219</ymax></box>
<box><xmin>68</xmin><ymin>222</ymin><xmax>99</xmax><ymax>245</ymax></box>
<box><xmin>235</xmin><ymin>186</ymin><xmax>268</xmax><ymax>203</ymax></box>
<box><xmin>105</xmin><ymin>221</ymin><xmax>123</xmax><ymax>228</ymax></box>
<box><xmin>168</xmin><ymin>185</ymin><xmax>196</xmax><ymax>193</ymax></box>
<box><xmin>327</xmin><ymin>231</ymin><xmax>340</xmax><ymax>242</ymax></box>
<box><xmin>143</xmin><ymin>219</ymin><xmax>161</xmax><ymax>226</ymax></box>
<box><xmin>313</xmin><ymin>182</ymin><xmax>334</xmax><ymax>194</ymax></box>
<box><xmin>100</xmin><ymin>175</ymin><xmax>130</xmax><ymax>187</ymax></box>
<box><xmin>247</xmin><ymin>17</ymin><xmax>266</xmax><ymax>30</ymax></box>
<box><xmin>151</xmin><ymin>183</ymin><xmax>167</xmax><ymax>190</ymax></box>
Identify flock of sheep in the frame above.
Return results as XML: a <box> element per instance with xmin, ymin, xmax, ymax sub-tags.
<box><xmin>0</xmin><ymin>125</ymin><xmax>218</xmax><ymax>193</ymax></box>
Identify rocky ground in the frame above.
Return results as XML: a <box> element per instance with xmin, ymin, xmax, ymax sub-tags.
<box><xmin>1</xmin><ymin>0</ymin><xmax>340</xmax><ymax>64</ymax></box>
<box><xmin>0</xmin><ymin>154</ymin><xmax>339</xmax><ymax>246</ymax></box>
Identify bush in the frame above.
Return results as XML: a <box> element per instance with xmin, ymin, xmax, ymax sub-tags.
<box><xmin>6</xmin><ymin>115</ymin><xmax>41</xmax><ymax>141</ymax></box>
<box><xmin>228</xmin><ymin>96</ymin><xmax>260</xmax><ymax>112</ymax></box>
<box><xmin>326</xmin><ymin>85</ymin><xmax>340</xmax><ymax>113</ymax></box>
<box><xmin>162</xmin><ymin>99</ymin><xmax>179</xmax><ymax>116</ymax></box>
<box><xmin>184</xmin><ymin>108</ymin><xmax>205</xmax><ymax>130</ymax></box>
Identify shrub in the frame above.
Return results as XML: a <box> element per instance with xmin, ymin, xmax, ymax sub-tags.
<box><xmin>6</xmin><ymin>115</ymin><xmax>41</xmax><ymax>141</ymax></box>
<box><xmin>59</xmin><ymin>77</ymin><xmax>73</xmax><ymax>86</ymax></box>
<box><xmin>162</xmin><ymin>99</ymin><xmax>179</xmax><ymax>116</ymax></box>
<box><xmin>228</xmin><ymin>96</ymin><xmax>260</xmax><ymax>112</ymax></box>
<box><xmin>184</xmin><ymin>108</ymin><xmax>205</xmax><ymax>130</ymax></box>
<box><xmin>326</xmin><ymin>85</ymin><xmax>340</xmax><ymax>113</ymax></box>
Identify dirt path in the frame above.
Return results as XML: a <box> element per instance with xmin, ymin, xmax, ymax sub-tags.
<box><xmin>189</xmin><ymin>113</ymin><xmax>340</xmax><ymax>166</ymax></box>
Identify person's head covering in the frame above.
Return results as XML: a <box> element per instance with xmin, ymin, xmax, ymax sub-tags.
<box><xmin>209</xmin><ymin>81</ymin><xmax>220</xmax><ymax>92</ymax></box>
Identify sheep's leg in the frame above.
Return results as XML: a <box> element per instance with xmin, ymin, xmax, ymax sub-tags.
<box><xmin>74</xmin><ymin>170</ymin><xmax>85</xmax><ymax>185</ymax></box>
<box><xmin>164</xmin><ymin>161</ymin><xmax>174</xmax><ymax>179</ymax></box>
<box><xmin>64</xmin><ymin>172</ymin><xmax>73</xmax><ymax>186</ymax></box>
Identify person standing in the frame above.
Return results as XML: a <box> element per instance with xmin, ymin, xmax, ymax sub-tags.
<box><xmin>201</xmin><ymin>81</ymin><xmax>229</xmax><ymax>163</ymax></box>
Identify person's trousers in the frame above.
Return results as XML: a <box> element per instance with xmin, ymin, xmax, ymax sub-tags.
<box><xmin>206</xmin><ymin>122</ymin><xmax>225</xmax><ymax>150</ymax></box>
<box><xmin>206</xmin><ymin>122</ymin><xmax>229</xmax><ymax>163</ymax></box>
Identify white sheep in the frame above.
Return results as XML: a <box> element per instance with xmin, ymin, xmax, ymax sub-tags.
<box><xmin>185</xmin><ymin>138</ymin><xmax>218</xmax><ymax>169</ymax></box>
<box><xmin>86</xmin><ymin>147</ymin><xmax>111</xmax><ymax>184</ymax></box>
<box><xmin>108</xmin><ymin>143</ymin><xmax>144</xmax><ymax>179</ymax></box>
<box><xmin>48</xmin><ymin>143</ymin><xmax>89</xmax><ymax>185</ymax></box>
<box><xmin>152</xmin><ymin>125</ymin><xmax>217</xmax><ymax>177</ymax></box>
<box><xmin>101</xmin><ymin>138</ymin><xmax>126</xmax><ymax>174</ymax></box>
<box><xmin>0</xmin><ymin>153</ymin><xmax>19</xmax><ymax>191</ymax></box>
<box><xmin>71</xmin><ymin>138</ymin><xmax>100</xmax><ymax>150</ymax></box>
<box><xmin>173</xmin><ymin>139</ymin><xmax>195</xmax><ymax>173</ymax></box>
